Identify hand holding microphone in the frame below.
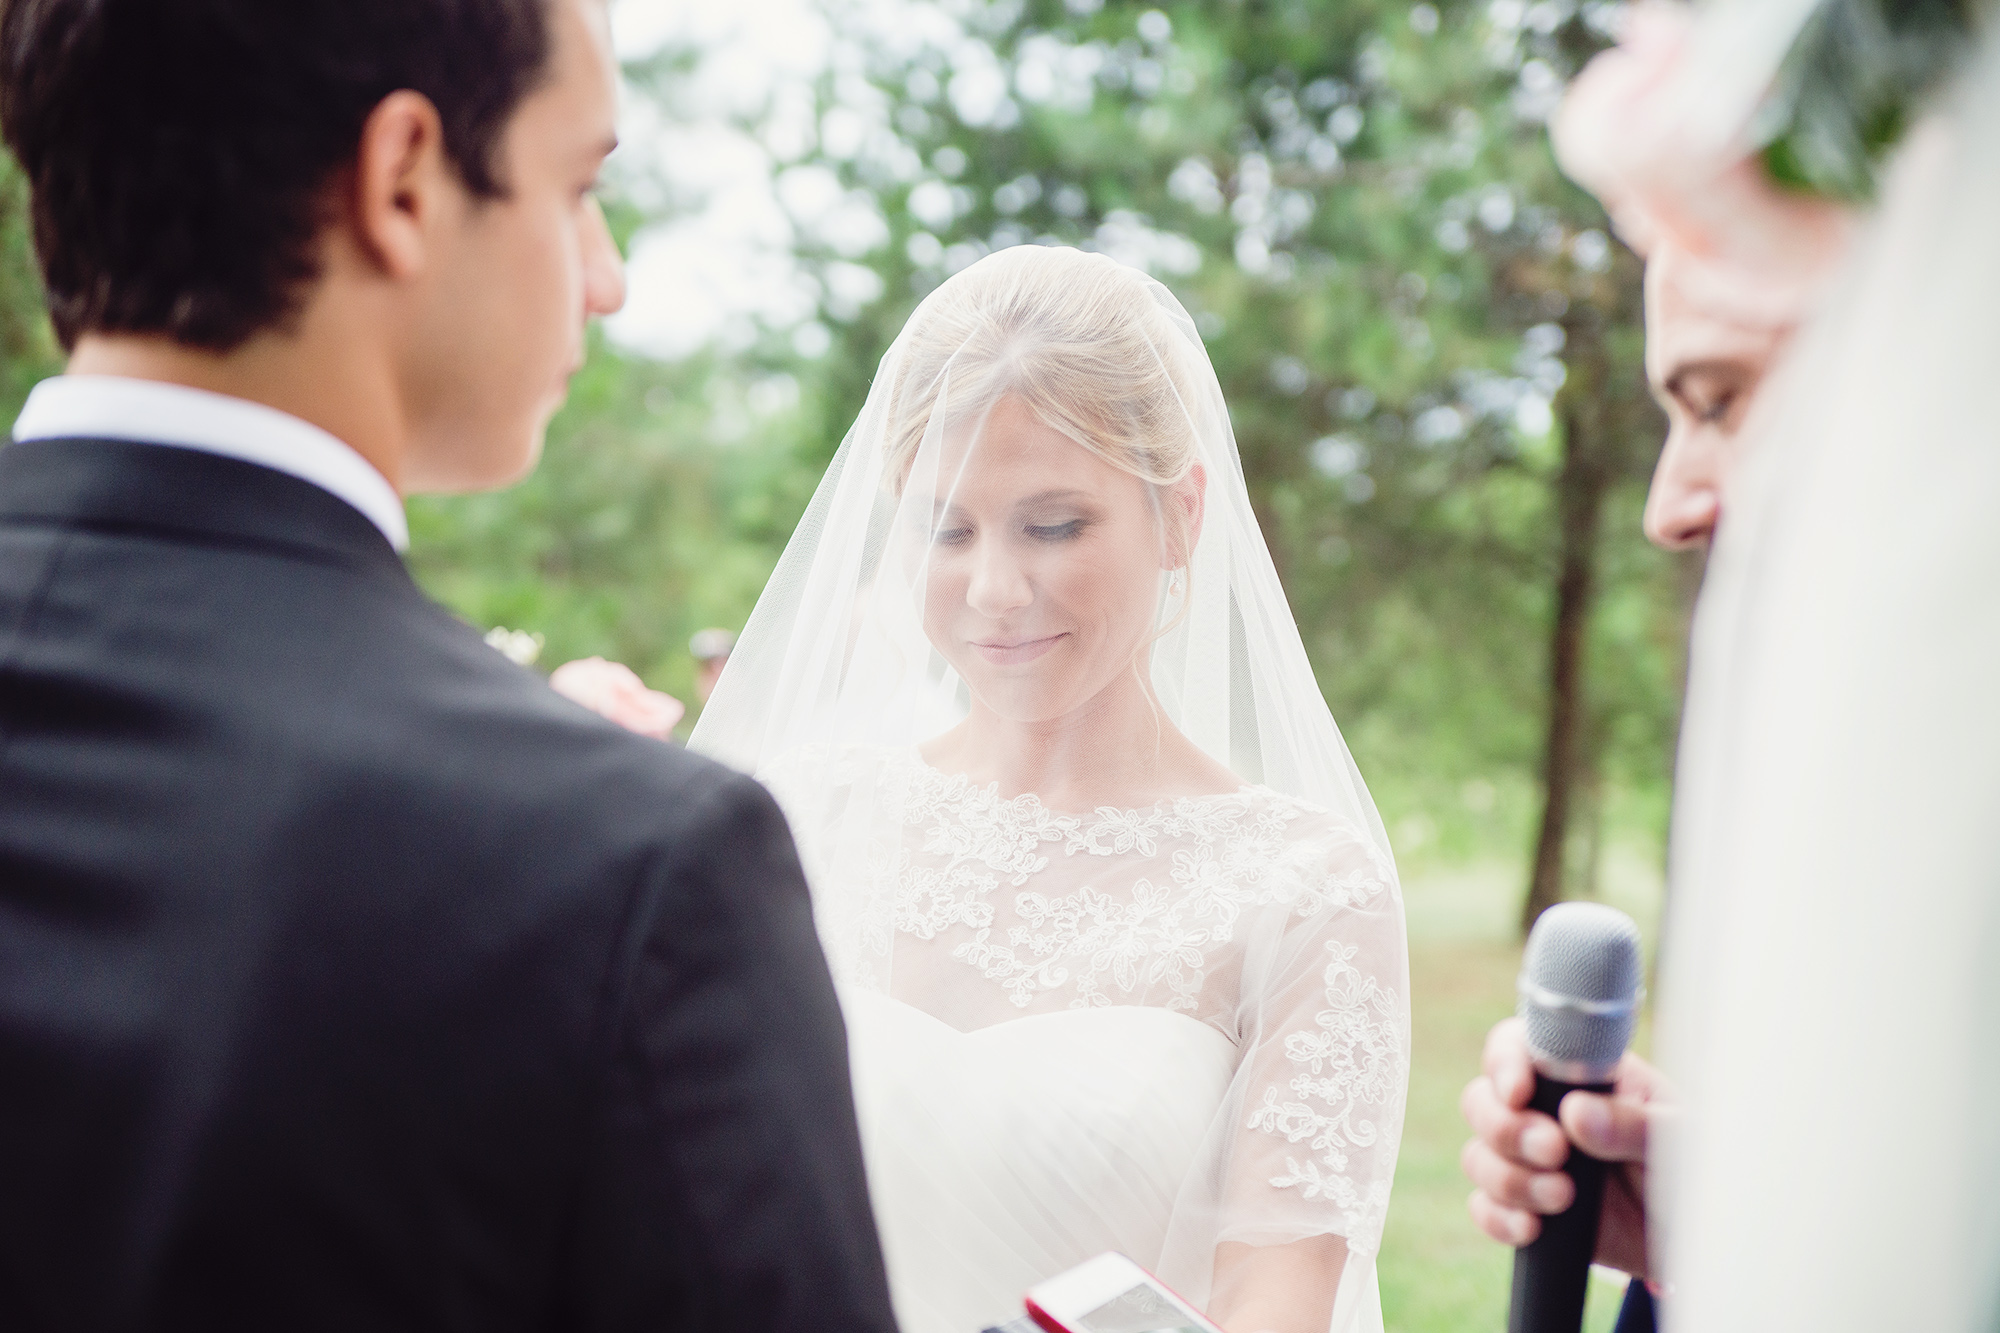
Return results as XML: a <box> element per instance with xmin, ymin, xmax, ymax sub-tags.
<box><xmin>1462</xmin><ymin>1019</ymin><xmax>1658</xmax><ymax>1277</ymax></box>
<box><xmin>1471</xmin><ymin>903</ymin><xmax>1650</xmax><ymax>1333</ymax></box>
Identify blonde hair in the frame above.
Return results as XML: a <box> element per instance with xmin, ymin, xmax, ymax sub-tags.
<box><xmin>884</xmin><ymin>246</ymin><xmax>1204</xmax><ymax>563</ymax></box>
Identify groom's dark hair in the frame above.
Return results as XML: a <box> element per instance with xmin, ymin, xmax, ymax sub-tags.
<box><xmin>0</xmin><ymin>0</ymin><xmax>553</xmax><ymax>352</ymax></box>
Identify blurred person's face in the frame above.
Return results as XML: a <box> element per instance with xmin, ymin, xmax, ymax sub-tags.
<box><xmin>921</xmin><ymin>396</ymin><xmax>1195</xmax><ymax>726</ymax></box>
<box><xmin>1641</xmin><ymin>252</ymin><xmax>1793</xmax><ymax>550</ymax></box>
<box><xmin>696</xmin><ymin>656</ymin><xmax>727</xmax><ymax>705</ymax></box>
<box><xmin>403</xmin><ymin>0</ymin><xmax>625</xmax><ymax>491</ymax></box>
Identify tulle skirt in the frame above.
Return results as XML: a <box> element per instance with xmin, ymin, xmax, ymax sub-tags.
<box><xmin>841</xmin><ymin>990</ymin><xmax>1384</xmax><ymax>1333</ymax></box>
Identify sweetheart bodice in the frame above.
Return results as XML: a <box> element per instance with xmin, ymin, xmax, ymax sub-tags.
<box><xmin>840</xmin><ymin>989</ymin><xmax>1237</xmax><ymax>1333</ymax></box>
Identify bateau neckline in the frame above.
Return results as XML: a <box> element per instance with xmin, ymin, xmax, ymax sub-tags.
<box><xmin>897</xmin><ymin>745</ymin><xmax>1264</xmax><ymax>819</ymax></box>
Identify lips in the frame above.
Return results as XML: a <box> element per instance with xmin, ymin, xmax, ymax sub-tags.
<box><xmin>973</xmin><ymin>633</ymin><xmax>1066</xmax><ymax>666</ymax></box>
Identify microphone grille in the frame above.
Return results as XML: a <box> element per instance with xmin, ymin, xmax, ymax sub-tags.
<box><xmin>1518</xmin><ymin>902</ymin><xmax>1644</xmax><ymax>1077</ymax></box>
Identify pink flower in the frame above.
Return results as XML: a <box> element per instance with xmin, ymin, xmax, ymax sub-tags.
<box><xmin>1552</xmin><ymin>1</ymin><xmax>1854</xmax><ymax>330</ymax></box>
<box><xmin>549</xmin><ymin>657</ymin><xmax>686</xmax><ymax>741</ymax></box>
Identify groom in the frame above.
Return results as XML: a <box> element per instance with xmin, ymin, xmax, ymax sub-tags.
<box><xmin>0</xmin><ymin>1</ymin><xmax>896</xmax><ymax>1330</ymax></box>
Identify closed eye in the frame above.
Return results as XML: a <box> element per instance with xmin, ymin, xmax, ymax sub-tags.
<box><xmin>1024</xmin><ymin>520</ymin><xmax>1086</xmax><ymax>542</ymax></box>
<box><xmin>1694</xmin><ymin>389</ymin><xmax>1738</xmax><ymax>425</ymax></box>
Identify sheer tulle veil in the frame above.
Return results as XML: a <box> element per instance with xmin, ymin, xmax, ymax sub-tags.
<box><xmin>691</xmin><ymin>246</ymin><xmax>1390</xmax><ymax>859</ymax></box>
<box><xmin>690</xmin><ymin>246</ymin><xmax>1407</xmax><ymax>1333</ymax></box>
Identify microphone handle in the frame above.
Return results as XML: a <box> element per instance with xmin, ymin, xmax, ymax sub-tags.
<box><xmin>1507</xmin><ymin>1074</ymin><xmax>1616</xmax><ymax>1333</ymax></box>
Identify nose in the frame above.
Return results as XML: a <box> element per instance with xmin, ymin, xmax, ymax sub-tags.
<box><xmin>582</xmin><ymin>197</ymin><xmax>627</xmax><ymax>318</ymax></box>
<box><xmin>1643</xmin><ymin>421</ymin><xmax>1724</xmax><ymax>550</ymax></box>
<box><xmin>963</xmin><ymin>537</ymin><xmax>1034</xmax><ymax>619</ymax></box>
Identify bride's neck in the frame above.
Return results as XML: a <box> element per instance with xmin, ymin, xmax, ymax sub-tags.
<box><xmin>924</xmin><ymin>673</ymin><xmax>1234</xmax><ymax>809</ymax></box>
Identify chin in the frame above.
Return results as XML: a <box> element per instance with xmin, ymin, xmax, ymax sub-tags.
<box><xmin>488</xmin><ymin>427</ymin><xmax>547</xmax><ymax>488</ymax></box>
<box><xmin>973</xmin><ymin>697</ymin><xmax>1070</xmax><ymax>726</ymax></box>
<box><xmin>959</xmin><ymin>675</ymin><xmax>1080</xmax><ymax>726</ymax></box>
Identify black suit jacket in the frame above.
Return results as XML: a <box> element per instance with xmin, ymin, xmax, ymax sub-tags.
<box><xmin>0</xmin><ymin>437</ymin><xmax>899</xmax><ymax>1333</ymax></box>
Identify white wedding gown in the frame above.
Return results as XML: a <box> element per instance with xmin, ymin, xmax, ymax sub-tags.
<box><xmin>843</xmin><ymin>992</ymin><xmax>1236</xmax><ymax>1331</ymax></box>
<box><xmin>767</xmin><ymin>746</ymin><xmax>1407</xmax><ymax>1333</ymax></box>
<box><xmin>686</xmin><ymin>245</ymin><xmax>1412</xmax><ymax>1333</ymax></box>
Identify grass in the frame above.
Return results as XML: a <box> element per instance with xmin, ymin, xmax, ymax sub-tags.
<box><xmin>1376</xmin><ymin>849</ymin><xmax>1663</xmax><ymax>1333</ymax></box>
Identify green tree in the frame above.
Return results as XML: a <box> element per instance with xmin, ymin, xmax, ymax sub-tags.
<box><xmin>0</xmin><ymin>153</ymin><xmax>61</xmax><ymax>419</ymax></box>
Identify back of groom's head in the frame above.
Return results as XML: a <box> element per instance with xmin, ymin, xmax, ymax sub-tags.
<box><xmin>0</xmin><ymin>0</ymin><xmax>552</xmax><ymax>353</ymax></box>
<box><xmin>0</xmin><ymin>0</ymin><xmax>625</xmax><ymax>494</ymax></box>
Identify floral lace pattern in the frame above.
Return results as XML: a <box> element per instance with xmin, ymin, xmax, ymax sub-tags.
<box><xmin>1246</xmin><ymin>937</ymin><xmax>1406</xmax><ymax>1240</ymax></box>
<box><xmin>764</xmin><ymin>745</ymin><xmax>1408</xmax><ymax>1252</ymax></box>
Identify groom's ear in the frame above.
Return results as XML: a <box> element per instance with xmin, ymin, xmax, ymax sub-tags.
<box><xmin>345</xmin><ymin>91</ymin><xmax>461</xmax><ymax>283</ymax></box>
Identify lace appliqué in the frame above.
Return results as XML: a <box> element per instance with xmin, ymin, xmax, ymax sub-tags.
<box><xmin>885</xmin><ymin>764</ymin><xmax>1374</xmax><ymax>1015</ymax></box>
<box><xmin>1245</xmin><ymin>937</ymin><xmax>1405</xmax><ymax>1254</ymax></box>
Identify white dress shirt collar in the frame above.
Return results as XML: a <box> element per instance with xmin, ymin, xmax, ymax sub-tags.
<box><xmin>11</xmin><ymin>375</ymin><xmax>408</xmax><ymax>551</ymax></box>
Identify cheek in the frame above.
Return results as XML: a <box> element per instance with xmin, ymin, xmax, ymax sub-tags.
<box><xmin>921</xmin><ymin>554</ymin><xmax>970</xmax><ymax>629</ymax></box>
<box><xmin>481</xmin><ymin>199</ymin><xmax>583</xmax><ymax>323</ymax></box>
<box><xmin>529</xmin><ymin>205</ymin><xmax>586</xmax><ymax>320</ymax></box>
<box><xmin>1058</xmin><ymin>540</ymin><xmax>1158</xmax><ymax>643</ymax></box>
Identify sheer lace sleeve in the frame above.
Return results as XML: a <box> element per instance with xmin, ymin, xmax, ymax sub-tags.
<box><xmin>1216</xmin><ymin>817</ymin><xmax>1409</xmax><ymax>1256</ymax></box>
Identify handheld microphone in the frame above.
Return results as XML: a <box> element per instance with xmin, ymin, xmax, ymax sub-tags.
<box><xmin>1507</xmin><ymin>902</ymin><xmax>1644</xmax><ymax>1333</ymax></box>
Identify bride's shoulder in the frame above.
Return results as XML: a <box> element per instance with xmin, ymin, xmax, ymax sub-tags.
<box><xmin>1228</xmin><ymin>786</ymin><xmax>1399</xmax><ymax>915</ymax></box>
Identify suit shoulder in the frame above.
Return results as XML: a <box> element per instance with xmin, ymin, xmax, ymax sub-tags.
<box><xmin>339</xmin><ymin>608</ymin><xmax>767</xmax><ymax>840</ymax></box>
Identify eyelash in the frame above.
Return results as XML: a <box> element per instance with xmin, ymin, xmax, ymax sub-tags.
<box><xmin>931</xmin><ymin>520</ymin><xmax>1087</xmax><ymax>546</ymax></box>
<box><xmin>1695</xmin><ymin>391</ymin><xmax>1737</xmax><ymax>425</ymax></box>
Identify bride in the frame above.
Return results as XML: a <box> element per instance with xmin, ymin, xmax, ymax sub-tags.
<box><xmin>691</xmin><ymin>245</ymin><xmax>1409</xmax><ymax>1333</ymax></box>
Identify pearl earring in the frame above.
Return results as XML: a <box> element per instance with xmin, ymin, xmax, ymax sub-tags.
<box><xmin>1169</xmin><ymin>571</ymin><xmax>1184</xmax><ymax>596</ymax></box>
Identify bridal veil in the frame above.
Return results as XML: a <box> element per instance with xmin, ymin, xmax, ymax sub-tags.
<box><xmin>693</xmin><ymin>246</ymin><xmax>1408</xmax><ymax>1333</ymax></box>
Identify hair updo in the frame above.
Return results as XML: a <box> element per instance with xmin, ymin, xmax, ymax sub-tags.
<box><xmin>883</xmin><ymin>246</ymin><xmax>1206</xmax><ymax>561</ymax></box>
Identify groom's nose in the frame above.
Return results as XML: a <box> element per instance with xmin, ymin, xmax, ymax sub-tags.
<box><xmin>964</xmin><ymin>539</ymin><xmax>1033</xmax><ymax>618</ymax></box>
<box><xmin>582</xmin><ymin>197</ymin><xmax>627</xmax><ymax>318</ymax></box>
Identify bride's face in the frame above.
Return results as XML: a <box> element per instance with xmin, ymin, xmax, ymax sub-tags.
<box><xmin>920</xmin><ymin>396</ymin><xmax>1172</xmax><ymax>725</ymax></box>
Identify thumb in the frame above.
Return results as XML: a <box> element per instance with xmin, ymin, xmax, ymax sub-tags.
<box><xmin>1558</xmin><ymin>1089</ymin><xmax>1647</xmax><ymax>1164</ymax></box>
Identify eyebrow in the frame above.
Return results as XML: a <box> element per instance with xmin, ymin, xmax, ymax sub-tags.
<box><xmin>930</xmin><ymin>488</ymin><xmax>1095</xmax><ymax>515</ymax></box>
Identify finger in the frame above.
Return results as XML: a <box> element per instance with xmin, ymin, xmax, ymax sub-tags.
<box><xmin>1460</xmin><ymin>1137</ymin><xmax>1575</xmax><ymax>1214</ymax></box>
<box><xmin>635</xmin><ymin>699</ymin><xmax>683</xmax><ymax>738</ymax></box>
<box><xmin>1468</xmin><ymin>1188</ymin><xmax>1542</xmax><ymax>1248</ymax></box>
<box><xmin>1614</xmin><ymin>1049</ymin><xmax>1665</xmax><ymax>1103</ymax></box>
<box><xmin>1559</xmin><ymin>1089</ymin><xmax>1649</xmax><ymax>1164</ymax></box>
<box><xmin>598</xmin><ymin>663</ymin><xmax>650</xmax><ymax>693</ymax></box>
<box><xmin>1481</xmin><ymin>1017</ymin><xmax>1535</xmax><ymax>1107</ymax></box>
<box><xmin>1462</xmin><ymin>1076</ymin><xmax>1569</xmax><ymax>1170</ymax></box>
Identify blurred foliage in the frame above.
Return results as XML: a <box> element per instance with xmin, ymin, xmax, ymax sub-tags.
<box><xmin>407</xmin><ymin>342</ymin><xmax>815</xmax><ymax>706</ymax></box>
<box><xmin>0</xmin><ymin>153</ymin><xmax>61</xmax><ymax>418</ymax></box>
